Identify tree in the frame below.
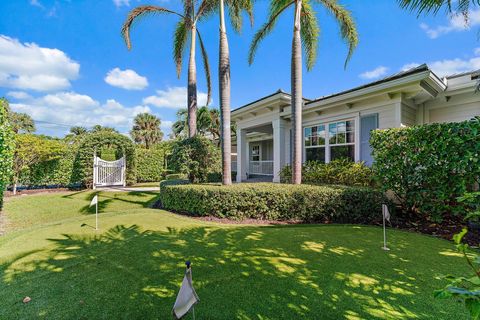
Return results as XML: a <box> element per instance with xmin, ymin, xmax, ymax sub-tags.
<box><xmin>65</xmin><ymin>126</ymin><xmax>88</xmax><ymax>144</ymax></box>
<box><xmin>398</xmin><ymin>0</ymin><xmax>478</xmax><ymax>16</ymax></box>
<box><xmin>12</xmin><ymin>134</ymin><xmax>65</xmax><ymax>194</ymax></box>
<box><xmin>172</xmin><ymin>106</ymin><xmax>225</xmax><ymax>142</ymax></box>
<box><xmin>130</xmin><ymin>113</ymin><xmax>164</xmax><ymax>149</ymax></box>
<box><xmin>121</xmin><ymin>2</ymin><xmax>212</xmax><ymax>138</ymax></box>
<box><xmin>91</xmin><ymin>125</ymin><xmax>119</xmax><ymax>134</ymax></box>
<box><xmin>249</xmin><ymin>0</ymin><xmax>358</xmax><ymax>184</ymax></box>
<box><xmin>0</xmin><ymin>98</ymin><xmax>14</xmax><ymax>210</ymax></box>
<box><xmin>0</xmin><ymin>98</ymin><xmax>36</xmax><ymax>134</ymax></box>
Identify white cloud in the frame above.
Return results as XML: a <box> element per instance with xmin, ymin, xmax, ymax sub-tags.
<box><xmin>401</xmin><ymin>48</ymin><xmax>480</xmax><ymax>77</ymax></box>
<box><xmin>401</xmin><ymin>63</ymin><xmax>421</xmax><ymax>71</ymax></box>
<box><xmin>143</xmin><ymin>86</ymin><xmax>209</xmax><ymax>109</ymax></box>
<box><xmin>359</xmin><ymin>66</ymin><xmax>388</xmax><ymax>80</ymax></box>
<box><xmin>420</xmin><ymin>9</ymin><xmax>480</xmax><ymax>39</ymax></box>
<box><xmin>7</xmin><ymin>91</ymin><xmax>32</xmax><ymax>100</ymax></box>
<box><xmin>161</xmin><ymin>120</ymin><xmax>173</xmax><ymax>132</ymax></box>
<box><xmin>113</xmin><ymin>0</ymin><xmax>130</xmax><ymax>8</ymax></box>
<box><xmin>0</xmin><ymin>35</ymin><xmax>80</xmax><ymax>92</ymax></box>
<box><xmin>9</xmin><ymin>92</ymin><xmax>151</xmax><ymax>134</ymax></box>
<box><xmin>104</xmin><ymin>68</ymin><xmax>148</xmax><ymax>90</ymax></box>
<box><xmin>30</xmin><ymin>0</ymin><xmax>43</xmax><ymax>8</ymax></box>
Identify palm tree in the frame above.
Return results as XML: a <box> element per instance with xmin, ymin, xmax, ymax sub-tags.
<box><xmin>130</xmin><ymin>113</ymin><xmax>164</xmax><ymax>149</ymax></box>
<box><xmin>191</xmin><ymin>0</ymin><xmax>253</xmax><ymax>184</ymax></box>
<box><xmin>172</xmin><ymin>107</ymin><xmax>221</xmax><ymax>142</ymax></box>
<box><xmin>9</xmin><ymin>112</ymin><xmax>35</xmax><ymax>134</ymax></box>
<box><xmin>249</xmin><ymin>0</ymin><xmax>358</xmax><ymax>184</ymax></box>
<box><xmin>398</xmin><ymin>0</ymin><xmax>477</xmax><ymax>16</ymax></box>
<box><xmin>121</xmin><ymin>3</ymin><xmax>212</xmax><ymax>138</ymax></box>
<box><xmin>70</xmin><ymin>126</ymin><xmax>88</xmax><ymax>136</ymax></box>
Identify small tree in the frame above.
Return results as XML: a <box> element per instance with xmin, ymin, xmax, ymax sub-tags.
<box><xmin>0</xmin><ymin>99</ymin><xmax>14</xmax><ymax>210</ymax></box>
<box><xmin>12</xmin><ymin>134</ymin><xmax>65</xmax><ymax>194</ymax></box>
<box><xmin>169</xmin><ymin>136</ymin><xmax>221</xmax><ymax>183</ymax></box>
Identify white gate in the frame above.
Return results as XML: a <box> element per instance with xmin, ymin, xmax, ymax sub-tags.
<box><xmin>93</xmin><ymin>155</ymin><xmax>126</xmax><ymax>189</ymax></box>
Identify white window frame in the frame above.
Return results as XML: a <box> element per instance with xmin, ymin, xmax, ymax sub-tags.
<box><xmin>250</xmin><ymin>143</ymin><xmax>261</xmax><ymax>162</ymax></box>
<box><xmin>303</xmin><ymin>118</ymin><xmax>357</xmax><ymax>164</ymax></box>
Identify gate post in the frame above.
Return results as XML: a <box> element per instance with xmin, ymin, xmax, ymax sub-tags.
<box><xmin>93</xmin><ymin>152</ymin><xmax>97</xmax><ymax>190</ymax></box>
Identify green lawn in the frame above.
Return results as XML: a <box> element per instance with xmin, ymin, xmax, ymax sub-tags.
<box><xmin>0</xmin><ymin>191</ymin><xmax>469</xmax><ymax>319</ymax></box>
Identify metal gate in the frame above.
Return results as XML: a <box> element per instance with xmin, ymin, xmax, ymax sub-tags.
<box><xmin>93</xmin><ymin>155</ymin><xmax>126</xmax><ymax>189</ymax></box>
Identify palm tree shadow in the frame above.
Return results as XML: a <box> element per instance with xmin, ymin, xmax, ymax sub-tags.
<box><xmin>0</xmin><ymin>224</ymin><xmax>467</xmax><ymax>319</ymax></box>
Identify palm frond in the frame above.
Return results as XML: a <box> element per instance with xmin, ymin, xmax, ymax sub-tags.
<box><xmin>397</xmin><ymin>0</ymin><xmax>448</xmax><ymax>15</ymax></box>
<box><xmin>173</xmin><ymin>19</ymin><xmax>189</xmax><ymax>78</ymax></box>
<box><xmin>196</xmin><ymin>0</ymin><xmax>217</xmax><ymax>21</ymax></box>
<box><xmin>197</xmin><ymin>29</ymin><xmax>212</xmax><ymax>105</ymax></box>
<box><xmin>301</xmin><ymin>1</ymin><xmax>320</xmax><ymax>71</ymax></box>
<box><xmin>248</xmin><ymin>0</ymin><xmax>295</xmax><ymax>65</ymax></box>
<box><xmin>317</xmin><ymin>0</ymin><xmax>358</xmax><ymax>68</ymax></box>
<box><xmin>121</xmin><ymin>5</ymin><xmax>183</xmax><ymax>50</ymax></box>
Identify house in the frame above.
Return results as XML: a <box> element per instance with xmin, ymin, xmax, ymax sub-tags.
<box><xmin>231</xmin><ymin>64</ymin><xmax>480</xmax><ymax>183</ymax></box>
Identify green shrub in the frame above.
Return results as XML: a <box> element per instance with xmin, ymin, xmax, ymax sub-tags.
<box><xmin>280</xmin><ymin>159</ymin><xmax>374</xmax><ymax>187</ymax></box>
<box><xmin>207</xmin><ymin>172</ymin><xmax>222</xmax><ymax>183</ymax></box>
<box><xmin>73</xmin><ymin>131</ymin><xmax>136</xmax><ymax>187</ymax></box>
<box><xmin>370</xmin><ymin>118</ymin><xmax>480</xmax><ymax>222</ymax></box>
<box><xmin>166</xmin><ymin>173</ymin><xmax>187</xmax><ymax>180</ymax></box>
<box><xmin>135</xmin><ymin>143</ymin><xmax>171</xmax><ymax>182</ymax></box>
<box><xmin>169</xmin><ymin>136</ymin><xmax>221</xmax><ymax>183</ymax></box>
<box><xmin>0</xmin><ymin>99</ymin><xmax>14</xmax><ymax>209</ymax></box>
<box><xmin>160</xmin><ymin>182</ymin><xmax>387</xmax><ymax>223</ymax></box>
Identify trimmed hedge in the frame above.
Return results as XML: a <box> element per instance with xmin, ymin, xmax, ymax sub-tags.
<box><xmin>160</xmin><ymin>182</ymin><xmax>387</xmax><ymax>223</ymax></box>
<box><xmin>0</xmin><ymin>99</ymin><xmax>14</xmax><ymax>210</ymax></box>
<box><xmin>371</xmin><ymin>118</ymin><xmax>480</xmax><ymax>221</ymax></box>
<box><xmin>280</xmin><ymin>159</ymin><xmax>374</xmax><ymax>187</ymax></box>
<box><xmin>136</xmin><ymin>143</ymin><xmax>171</xmax><ymax>182</ymax></box>
<box><xmin>166</xmin><ymin>173</ymin><xmax>187</xmax><ymax>180</ymax></box>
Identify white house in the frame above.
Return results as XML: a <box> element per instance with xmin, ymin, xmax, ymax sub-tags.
<box><xmin>231</xmin><ymin>64</ymin><xmax>480</xmax><ymax>183</ymax></box>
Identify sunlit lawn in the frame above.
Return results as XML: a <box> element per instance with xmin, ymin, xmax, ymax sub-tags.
<box><xmin>0</xmin><ymin>191</ymin><xmax>469</xmax><ymax>319</ymax></box>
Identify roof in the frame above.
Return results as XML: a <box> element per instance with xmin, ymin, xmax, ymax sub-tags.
<box><xmin>305</xmin><ymin>64</ymin><xmax>431</xmax><ymax>105</ymax></box>
<box><xmin>445</xmin><ymin>69</ymin><xmax>480</xmax><ymax>79</ymax></box>
<box><xmin>232</xmin><ymin>89</ymin><xmax>311</xmax><ymax>114</ymax></box>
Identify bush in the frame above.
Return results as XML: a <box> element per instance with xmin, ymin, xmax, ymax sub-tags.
<box><xmin>280</xmin><ymin>159</ymin><xmax>374</xmax><ymax>187</ymax></box>
<box><xmin>135</xmin><ymin>143</ymin><xmax>171</xmax><ymax>182</ymax></box>
<box><xmin>73</xmin><ymin>131</ymin><xmax>136</xmax><ymax>187</ymax></box>
<box><xmin>166</xmin><ymin>173</ymin><xmax>187</xmax><ymax>180</ymax></box>
<box><xmin>169</xmin><ymin>136</ymin><xmax>221</xmax><ymax>183</ymax></box>
<box><xmin>160</xmin><ymin>182</ymin><xmax>387</xmax><ymax>223</ymax></box>
<box><xmin>370</xmin><ymin>118</ymin><xmax>480</xmax><ymax>222</ymax></box>
<box><xmin>0</xmin><ymin>99</ymin><xmax>14</xmax><ymax>210</ymax></box>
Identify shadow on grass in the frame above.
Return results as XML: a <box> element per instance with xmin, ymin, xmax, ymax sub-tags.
<box><xmin>0</xmin><ymin>224</ymin><xmax>467</xmax><ymax>319</ymax></box>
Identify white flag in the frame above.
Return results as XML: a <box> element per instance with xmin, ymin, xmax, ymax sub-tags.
<box><xmin>90</xmin><ymin>195</ymin><xmax>98</xmax><ymax>207</ymax></box>
<box><xmin>173</xmin><ymin>268</ymin><xmax>199</xmax><ymax>319</ymax></box>
<box><xmin>382</xmin><ymin>204</ymin><xmax>390</xmax><ymax>223</ymax></box>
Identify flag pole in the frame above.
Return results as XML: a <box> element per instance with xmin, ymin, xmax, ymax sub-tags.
<box><xmin>382</xmin><ymin>205</ymin><xmax>390</xmax><ymax>251</ymax></box>
<box><xmin>95</xmin><ymin>195</ymin><xmax>98</xmax><ymax>231</ymax></box>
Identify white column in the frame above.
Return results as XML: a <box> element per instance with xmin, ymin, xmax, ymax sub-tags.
<box><xmin>236</xmin><ymin>127</ymin><xmax>247</xmax><ymax>182</ymax></box>
<box><xmin>272</xmin><ymin>118</ymin><xmax>286</xmax><ymax>183</ymax></box>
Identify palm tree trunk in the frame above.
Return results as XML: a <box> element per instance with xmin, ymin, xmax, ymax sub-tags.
<box><xmin>187</xmin><ymin>24</ymin><xmax>198</xmax><ymax>138</ymax></box>
<box><xmin>219</xmin><ymin>0</ymin><xmax>232</xmax><ymax>185</ymax></box>
<box><xmin>291</xmin><ymin>0</ymin><xmax>303</xmax><ymax>184</ymax></box>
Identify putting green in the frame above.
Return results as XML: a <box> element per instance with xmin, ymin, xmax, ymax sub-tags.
<box><xmin>0</xmin><ymin>191</ymin><xmax>469</xmax><ymax>319</ymax></box>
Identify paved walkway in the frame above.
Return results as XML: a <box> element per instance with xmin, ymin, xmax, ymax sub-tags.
<box><xmin>96</xmin><ymin>186</ymin><xmax>159</xmax><ymax>192</ymax></box>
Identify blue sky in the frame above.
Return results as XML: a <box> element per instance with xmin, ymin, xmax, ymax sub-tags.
<box><xmin>1</xmin><ymin>0</ymin><xmax>479</xmax><ymax>137</ymax></box>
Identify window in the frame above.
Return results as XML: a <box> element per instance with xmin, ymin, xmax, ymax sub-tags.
<box><xmin>251</xmin><ymin>145</ymin><xmax>260</xmax><ymax>162</ymax></box>
<box><xmin>304</xmin><ymin>120</ymin><xmax>355</xmax><ymax>163</ymax></box>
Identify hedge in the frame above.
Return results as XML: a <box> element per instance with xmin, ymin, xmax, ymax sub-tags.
<box><xmin>160</xmin><ymin>182</ymin><xmax>387</xmax><ymax>223</ymax></box>
<box><xmin>370</xmin><ymin>117</ymin><xmax>480</xmax><ymax>221</ymax></box>
<box><xmin>136</xmin><ymin>143</ymin><xmax>171</xmax><ymax>182</ymax></box>
<box><xmin>280</xmin><ymin>159</ymin><xmax>374</xmax><ymax>187</ymax></box>
<box><xmin>0</xmin><ymin>99</ymin><xmax>14</xmax><ymax>210</ymax></box>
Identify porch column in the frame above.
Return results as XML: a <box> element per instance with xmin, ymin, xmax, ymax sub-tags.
<box><xmin>236</xmin><ymin>127</ymin><xmax>247</xmax><ymax>182</ymax></box>
<box><xmin>272</xmin><ymin>118</ymin><xmax>286</xmax><ymax>183</ymax></box>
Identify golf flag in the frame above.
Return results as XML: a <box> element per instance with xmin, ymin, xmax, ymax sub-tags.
<box><xmin>173</xmin><ymin>262</ymin><xmax>199</xmax><ymax>319</ymax></box>
<box><xmin>90</xmin><ymin>195</ymin><xmax>98</xmax><ymax>207</ymax></box>
<box><xmin>382</xmin><ymin>204</ymin><xmax>391</xmax><ymax>223</ymax></box>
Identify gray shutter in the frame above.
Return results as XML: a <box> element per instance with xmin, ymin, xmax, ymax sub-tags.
<box><xmin>360</xmin><ymin>114</ymin><xmax>379</xmax><ymax>166</ymax></box>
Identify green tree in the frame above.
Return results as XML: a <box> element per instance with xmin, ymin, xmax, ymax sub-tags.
<box><xmin>398</xmin><ymin>0</ymin><xmax>478</xmax><ymax>16</ymax></box>
<box><xmin>0</xmin><ymin>98</ymin><xmax>36</xmax><ymax>134</ymax></box>
<box><xmin>121</xmin><ymin>2</ymin><xmax>212</xmax><ymax>138</ymax></box>
<box><xmin>65</xmin><ymin>126</ymin><xmax>88</xmax><ymax>144</ymax></box>
<box><xmin>249</xmin><ymin>0</ymin><xmax>358</xmax><ymax>184</ymax></box>
<box><xmin>91</xmin><ymin>125</ymin><xmax>119</xmax><ymax>134</ymax></box>
<box><xmin>130</xmin><ymin>113</ymin><xmax>164</xmax><ymax>149</ymax></box>
<box><xmin>0</xmin><ymin>99</ymin><xmax>14</xmax><ymax>210</ymax></box>
<box><xmin>172</xmin><ymin>106</ymin><xmax>225</xmax><ymax>142</ymax></box>
<box><xmin>12</xmin><ymin>134</ymin><xmax>65</xmax><ymax>194</ymax></box>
